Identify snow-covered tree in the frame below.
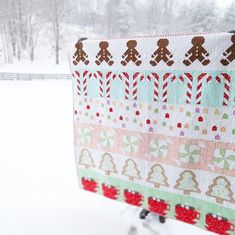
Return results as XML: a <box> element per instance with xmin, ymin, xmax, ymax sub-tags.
<box><xmin>147</xmin><ymin>0</ymin><xmax>175</xmax><ymax>34</ymax></box>
<box><xmin>26</xmin><ymin>0</ymin><xmax>44</xmax><ymax>61</ymax></box>
<box><xmin>117</xmin><ymin>0</ymin><xmax>135</xmax><ymax>36</ymax></box>
<box><xmin>185</xmin><ymin>0</ymin><xmax>218</xmax><ymax>32</ymax></box>
<box><xmin>106</xmin><ymin>0</ymin><xmax>135</xmax><ymax>36</ymax></box>
<box><xmin>221</xmin><ymin>3</ymin><xmax>235</xmax><ymax>31</ymax></box>
<box><xmin>44</xmin><ymin>0</ymin><xmax>66</xmax><ymax>64</ymax></box>
<box><xmin>106</xmin><ymin>0</ymin><xmax>120</xmax><ymax>36</ymax></box>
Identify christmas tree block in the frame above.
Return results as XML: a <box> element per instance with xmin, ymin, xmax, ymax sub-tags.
<box><xmin>71</xmin><ymin>32</ymin><xmax>235</xmax><ymax>234</ymax></box>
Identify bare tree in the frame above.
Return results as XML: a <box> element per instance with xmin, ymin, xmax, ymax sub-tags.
<box><xmin>0</xmin><ymin>0</ymin><xmax>13</xmax><ymax>63</ymax></box>
<box><xmin>46</xmin><ymin>0</ymin><xmax>66</xmax><ymax>64</ymax></box>
<box><xmin>26</xmin><ymin>0</ymin><xmax>43</xmax><ymax>61</ymax></box>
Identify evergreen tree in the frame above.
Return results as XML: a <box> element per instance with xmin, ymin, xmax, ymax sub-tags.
<box><xmin>79</xmin><ymin>149</ymin><xmax>95</xmax><ymax>169</ymax></box>
<box><xmin>122</xmin><ymin>158</ymin><xmax>141</xmax><ymax>181</ymax></box>
<box><xmin>99</xmin><ymin>153</ymin><xmax>117</xmax><ymax>175</ymax></box>
<box><xmin>206</xmin><ymin>176</ymin><xmax>234</xmax><ymax>204</ymax></box>
<box><xmin>147</xmin><ymin>164</ymin><xmax>169</xmax><ymax>188</ymax></box>
<box><xmin>174</xmin><ymin>170</ymin><xmax>201</xmax><ymax>195</ymax></box>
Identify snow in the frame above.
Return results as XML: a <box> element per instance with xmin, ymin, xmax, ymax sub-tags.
<box><xmin>0</xmin><ymin>80</ymin><xmax>214</xmax><ymax>235</ymax></box>
<box><xmin>0</xmin><ymin>62</ymin><xmax>71</xmax><ymax>74</ymax></box>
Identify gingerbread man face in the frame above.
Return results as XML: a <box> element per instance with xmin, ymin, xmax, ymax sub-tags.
<box><xmin>183</xmin><ymin>36</ymin><xmax>210</xmax><ymax>66</ymax></box>
<box><xmin>150</xmin><ymin>38</ymin><xmax>174</xmax><ymax>66</ymax></box>
<box><xmin>157</xmin><ymin>39</ymin><xmax>169</xmax><ymax>47</ymax></box>
<box><xmin>99</xmin><ymin>41</ymin><xmax>109</xmax><ymax>49</ymax></box>
<box><xmin>121</xmin><ymin>40</ymin><xmax>142</xmax><ymax>66</ymax></box>
<box><xmin>95</xmin><ymin>41</ymin><xmax>114</xmax><ymax>66</ymax></box>
<box><xmin>127</xmin><ymin>40</ymin><xmax>137</xmax><ymax>49</ymax></box>
<box><xmin>221</xmin><ymin>34</ymin><xmax>235</xmax><ymax>66</ymax></box>
<box><xmin>191</xmin><ymin>36</ymin><xmax>205</xmax><ymax>46</ymax></box>
<box><xmin>75</xmin><ymin>41</ymin><xmax>83</xmax><ymax>50</ymax></box>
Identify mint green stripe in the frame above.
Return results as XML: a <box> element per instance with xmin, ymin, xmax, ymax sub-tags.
<box><xmin>74</xmin><ymin>70</ymin><xmax>235</xmax><ymax>107</ymax></box>
<box><xmin>77</xmin><ymin>168</ymin><xmax>235</xmax><ymax>233</ymax></box>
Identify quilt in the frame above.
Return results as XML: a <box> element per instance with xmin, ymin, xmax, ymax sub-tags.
<box><xmin>70</xmin><ymin>32</ymin><xmax>235</xmax><ymax>234</ymax></box>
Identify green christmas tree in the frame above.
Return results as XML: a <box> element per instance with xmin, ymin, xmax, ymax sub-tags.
<box><xmin>206</xmin><ymin>176</ymin><xmax>234</xmax><ymax>204</ymax></box>
<box><xmin>79</xmin><ymin>149</ymin><xmax>95</xmax><ymax>169</ymax></box>
<box><xmin>122</xmin><ymin>158</ymin><xmax>141</xmax><ymax>181</ymax></box>
<box><xmin>99</xmin><ymin>153</ymin><xmax>117</xmax><ymax>175</ymax></box>
<box><xmin>174</xmin><ymin>170</ymin><xmax>200</xmax><ymax>195</ymax></box>
<box><xmin>147</xmin><ymin>164</ymin><xmax>169</xmax><ymax>188</ymax></box>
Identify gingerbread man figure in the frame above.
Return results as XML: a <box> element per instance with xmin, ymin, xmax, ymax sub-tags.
<box><xmin>73</xmin><ymin>41</ymin><xmax>89</xmax><ymax>65</ymax></box>
<box><xmin>95</xmin><ymin>41</ymin><xmax>114</xmax><ymax>66</ymax></box>
<box><xmin>221</xmin><ymin>35</ymin><xmax>235</xmax><ymax>66</ymax></box>
<box><xmin>150</xmin><ymin>39</ymin><xmax>174</xmax><ymax>66</ymax></box>
<box><xmin>183</xmin><ymin>36</ymin><xmax>210</xmax><ymax>66</ymax></box>
<box><xmin>121</xmin><ymin>40</ymin><xmax>142</xmax><ymax>66</ymax></box>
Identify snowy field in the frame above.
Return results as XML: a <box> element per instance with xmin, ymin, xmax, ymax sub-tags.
<box><xmin>0</xmin><ymin>80</ymin><xmax>214</xmax><ymax>235</ymax></box>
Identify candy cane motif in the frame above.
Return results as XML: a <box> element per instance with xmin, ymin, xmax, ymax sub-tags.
<box><xmin>83</xmin><ymin>70</ymin><xmax>92</xmax><ymax>96</ymax></box>
<box><xmin>179</xmin><ymin>73</ymin><xmax>194</xmax><ymax>104</ymax></box>
<box><xmin>73</xmin><ymin>71</ymin><xmax>92</xmax><ymax>96</ymax></box>
<box><xmin>216</xmin><ymin>73</ymin><xmax>231</xmax><ymax>106</ymax></box>
<box><xmin>119</xmin><ymin>72</ymin><xmax>144</xmax><ymax>100</ymax></box>
<box><xmin>133</xmin><ymin>72</ymin><xmax>144</xmax><ymax>100</ymax></box>
<box><xmin>73</xmin><ymin>71</ymin><xmax>81</xmax><ymax>95</ymax></box>
<box><xmin>147</xmin><ymin>73</ymin><xmax>159</xmax><ymax>101</ymax></box>
<box><xmin>121</xmin><ymin>72</ymin><xmax>130</xmax><ymax>99</ymax></box>
<box><xmin>94</xmin><ymin>71</ymin><xmax>116</xmax><ymax>98</ymax></box>
<box><xmin>162</xmin><ymin>73</ymin><xmax>177</xmax><ymax>102</ymax></box>
<box><xmin>94</xmin><ymin>71</ymin><xmax>104</xmax><ymax>97</ymax></box>
<box><xmin>196</xmin><ymin>73</ymin><xmax>212</xmax><ymax>105</ymax></box>
<box><xmin>106</xmin><ymin>71</ymin><xmax>116</xmax><ymax>98</ymax></box>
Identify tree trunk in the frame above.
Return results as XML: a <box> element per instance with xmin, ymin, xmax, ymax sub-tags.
<box><xmin>55</xmin><ymin>18</ymin><xmax>60</xmax><ymax>65</ymax></box>
<box><xmin>216</xmin><ymin>197</ymin><xmax>223</xmax><ymax>204</ymax></box>
<box><xmin>129</xmin><ymin>176</ymin><xmax>134</xmax><ymax>181</ymax></box>
<box><xmin>154</xmin><ymin>183</ymin><xmax>160</xmax><ymax>188</ymax></box>
<box><xmin>30</xmin><ymin>47</ymin><xmax>34</xmax><ymax>61</ymax></box>
<box><xmin>56</xmin><ymin>37</ymin><xmax>59</xmax><ymax>64</ymax></box>
<box><xmin>183</xmin><ymin>190</ymin><xmax>191</xmax><ymax>195</ymax></box>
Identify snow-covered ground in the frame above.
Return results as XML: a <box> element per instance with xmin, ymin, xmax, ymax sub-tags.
<box><xmin>0</xmin><ymin>80</ymin><xmax>214</xmax><ymax>235</ymax></box>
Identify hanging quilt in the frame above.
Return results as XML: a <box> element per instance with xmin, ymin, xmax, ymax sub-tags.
<box><xmin>70</xmin><ymin>32</ymin><xmax>235</xmax><ymax>235</ymax></box>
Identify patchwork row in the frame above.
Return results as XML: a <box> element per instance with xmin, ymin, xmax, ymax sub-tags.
<box><xmin>75</xmin><ymin>124</ymin><xmax>235</xmax><ymax>177</ymax></box>
<box><xmin>77</xmin><ymin>149</ymin><xmax>235</xmax><ymax>206</ymax></box>
<box><xmin>73</xmin><ymin>71</ymin><xmax>235</xmax><ymax>106</ymax></box>
<box><xmin>74</xmin><ymin>98</ymin><xmax>235</xmax><ymax>143</ymax></box>
<box><xmin>73</xmin><ymin>35</ymin><xmax>235</xmax><ymax>67</ymax></box>
<box><xmin>80</xmin><ymin>176</ymin><xmax>234</xmax><ymax>235</ymax></box>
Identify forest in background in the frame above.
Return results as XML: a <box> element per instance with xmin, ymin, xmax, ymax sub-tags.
<box><xmin>0</xmin><ymin>0</ymin><xmax>234</xmax><ymax>66</ymax></box>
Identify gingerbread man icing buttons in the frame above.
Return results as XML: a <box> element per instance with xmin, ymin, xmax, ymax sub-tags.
<box><xmin>183</xmin><ymin>36</ymin><xmax>210</xmax><ymax>66</ymax></box>
<box><xmin>150</xmin><ymin>39</ymin><xmax>174</xmax><ymax>66</ymax></box>
<box><xmin>121</xmin><ymin>40</ymin><xmax>142</xmax><ymax>66</ymax></box>
<box><xmin>221</xmin><ymin>35</ymin><xmax>235</xmax><ymax>66</ymax></box>
<box><xmin>95</xmin><ymin>41</ymin><xmax>114</xmax><ymax>66</ymax></box>
<box><xmin>73</xmin><ymin>41</ymin><xmax>89</xmax><ymax>65</ymax></box>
